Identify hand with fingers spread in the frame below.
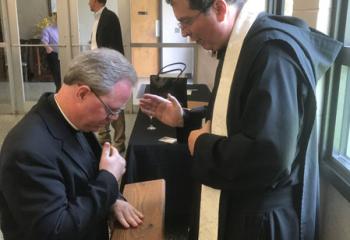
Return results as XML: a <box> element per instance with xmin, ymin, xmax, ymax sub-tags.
<box><xmin>109</xmin><ymin>199</ymin><xmax>144</xmax><ymax>229</ymax></box>
<box><xmin>99</xmin><ymin>142</ymin><xmax>126</xmax><ymax>180</ymax></box>
<box><xmin>139</xmin><ymin>93</ymin><xmax>184</xmax><ymax>127</ymax></box>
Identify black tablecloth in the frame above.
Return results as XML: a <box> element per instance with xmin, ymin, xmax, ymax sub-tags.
<box><xmin>123</xmin><ymin>84</ymin><xmax>210</xmax><ymax>219</ymax></box>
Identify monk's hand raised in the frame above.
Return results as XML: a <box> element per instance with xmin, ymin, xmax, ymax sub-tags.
<box><xmin>140</xmin><ymin>93</ymin><xmax>183</xmax><ymax>127</ymax></box>
<box><xmin>188</xmin><ymin>122</ymin><xmax>211</xmax><ymax>156</ymax></box>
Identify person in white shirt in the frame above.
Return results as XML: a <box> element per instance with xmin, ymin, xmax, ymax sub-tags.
<box><xmin>89</xmin><ymin>0</ymin><xmax>127</xmax><ymax>153</ymax></box>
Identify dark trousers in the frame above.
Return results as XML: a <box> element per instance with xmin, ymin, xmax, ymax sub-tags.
<box><xmin>46</xmin><ymin>52</ymin><xmax>61</xmax><ymax>92</ymax></box>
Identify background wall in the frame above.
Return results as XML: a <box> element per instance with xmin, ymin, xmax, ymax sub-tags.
<box><xmin>320</xmin><ymin>178</ymin><xmax>350</xmax><ymax>240</ymax></box>
<box><xmin>77</xmin><ymin>0</ymin><xmax>93</xmax><ymax>47</ymax></box>
<box><xmin>197</xmin><ymin>49</ymin><xmax>218</xmax><ymax>90</ymax></box>
<box><xmin>17</xmin><ymin>0</ymin><xmax>49</xmax><ymax>39</ymax></box>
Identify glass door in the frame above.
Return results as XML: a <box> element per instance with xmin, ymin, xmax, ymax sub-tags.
<box><xmin>16</xmin><ymin>0</ymin><xmax>60</xmax><ymax>106</ymax></box>
<box><xmin>0</xmin><ymin>0</ymin><xmax>15</xmax><ymax>113</ymax></box>
<box><xmin>2</xmin><ymin>0</ymin><xmax>73</xmax><ymax>113</ymax></box>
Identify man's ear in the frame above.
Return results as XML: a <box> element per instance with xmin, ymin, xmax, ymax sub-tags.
<box><xmin>75</xmin><ymin>85</ymin><xmax>91</xmax><ymax>102</ymax></box>
<box><xmin>212</xmin><ymin>0</ymin><xmax>227</xmax><ymax>22</ymax></box>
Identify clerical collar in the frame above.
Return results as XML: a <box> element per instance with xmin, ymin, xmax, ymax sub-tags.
<box><xmin>53</xmin><ymin>94</ymin><xmax>79</xmax><ymax>131</ymax></box>
<box><xmin>94</xmin><ymin>6</ymin><xmax>105</xmax><ymax>19</ymax></box>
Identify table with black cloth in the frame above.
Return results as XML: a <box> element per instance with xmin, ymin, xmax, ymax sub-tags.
<box><xmin>122</xmin><ymin>84</ymin><xmax>210</xmax><ymax>225</ymax></box>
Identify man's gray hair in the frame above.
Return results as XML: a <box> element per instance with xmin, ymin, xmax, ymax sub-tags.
<box><xmin>165</xmin><ymin>0</ymin><xmax>245</xmax><ymax>12</ymax></box>
<box><xmin>64</xmin><ymin>48</ymin><xmax>137</xmax><ymax>95</ymax></box>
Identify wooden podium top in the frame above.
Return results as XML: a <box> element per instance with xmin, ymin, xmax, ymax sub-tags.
<box><xmin>111</xmin><ymin>179</ymin><xmax>166</xmax><ymax>240</ymax></box>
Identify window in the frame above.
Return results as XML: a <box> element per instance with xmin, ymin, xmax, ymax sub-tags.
<box><xmin>266</xmin><ymin>0</ymin><xmax>286</xmax><ymax>15</ymax></box>
<box><xmin>321</xmin><ymin>0</ymin><xmax>350</xmax><ymax>200</ymax></box>
<box><xmin>333</xmin><ymin>65</ymin><xmax>350</xmax><ymax>167</ymax></box>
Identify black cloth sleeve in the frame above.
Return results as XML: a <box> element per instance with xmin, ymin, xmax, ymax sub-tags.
<box><xmin>176</xmin><ymin>106</ymin><xmax>207</xmax><ymax>143</ymax></box>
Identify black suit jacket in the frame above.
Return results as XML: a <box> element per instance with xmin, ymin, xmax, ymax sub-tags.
<box><xmin>0</xmin><ymin>93</ymin><xmax>119</xmax><ymax>240</ymax></box>
<box><xmin>96</xmin><ymin>7</ymin><xmax>124</xmax><ymax>54</ymax></box>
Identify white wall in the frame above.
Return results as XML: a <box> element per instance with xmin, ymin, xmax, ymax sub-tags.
<box><xmin>77</xmin><ymin>0</ymin><xmax>93</xmax><ymax>47</ymax></box>
<box><xmin>320</xmin><ymin>178</ymin><xmax>350</xmax><ymax>240</ymax></box>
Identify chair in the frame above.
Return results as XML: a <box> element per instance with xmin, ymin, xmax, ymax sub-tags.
<box><xmin>111</xmin><ymin>179</ymin><xmax>166</xmax><ymax>240</ymax></box>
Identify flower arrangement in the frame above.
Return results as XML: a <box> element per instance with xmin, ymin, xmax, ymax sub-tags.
<box><xmin>34</xmin><ymin>15</ymin><xmax>55</xmax><ymax>38</ymax></box>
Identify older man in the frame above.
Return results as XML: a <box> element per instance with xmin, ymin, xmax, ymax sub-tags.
<box><xmin>0</xmin><ymin>48</ymin><xmax>143</xmax><ymax>240</ymax></box>
<box><xmin>140</xmin><ymin>0</ymin><xmax>342</xmax><ymax>239</ymax></box>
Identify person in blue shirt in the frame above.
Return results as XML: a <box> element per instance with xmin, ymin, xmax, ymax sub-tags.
<box><xmin>41</xmin><ymin>12</ymin><xmax>61</xmax><ymax>92</ymax></box>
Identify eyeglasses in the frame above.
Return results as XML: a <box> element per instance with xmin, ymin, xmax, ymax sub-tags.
<box><xmin>91</xmin><ymin>90</ymin><xmax>124</xmax><ymax>119</ymax></box>
<box><xmin>177</xmin><ymin>11</ymin><xmax>203</xmax><ymax>28</ymax></box>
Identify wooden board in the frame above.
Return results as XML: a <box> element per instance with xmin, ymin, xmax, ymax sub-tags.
<box><xmin>111</xmin><ymin>179</ymin><xmax>166</xmax><ymax>240</ymax></box>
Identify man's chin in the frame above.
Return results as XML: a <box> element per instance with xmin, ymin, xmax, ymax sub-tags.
<box><xmin>199</xmin><ymin>42</ymin><xmax>213</xmax><ymax>51</ymax></box>
<box><xmin>89</xmin><ymin>126</ymin><xmax>103</xmax><ymax>132</ymax></box>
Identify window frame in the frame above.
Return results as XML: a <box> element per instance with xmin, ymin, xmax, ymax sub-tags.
<box><xmin>266</xmin><ymin>0</ymin><xmax>285</xmax><ymax>15</ymax></box>
<box><xmin>320</xmin><ymin>0</ymin><xmax>350</xmax><ymax>201</ymax></box>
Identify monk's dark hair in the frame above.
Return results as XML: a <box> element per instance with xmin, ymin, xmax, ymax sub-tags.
<box><xmin>165</xmin><ymin>0</ymin><xmax>245</xmax><ymax>12</ymax></box>
<box><xmin>97</xmin><ymin>0</ymin><xmax>107</xmax><ymax>5</ymax></box>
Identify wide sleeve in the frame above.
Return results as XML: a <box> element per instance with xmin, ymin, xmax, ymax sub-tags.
<box><xmin>176</xmin><ymin>106</ymin><xmax>207</xmax><ymax>142</ymax></box>
<box><xmin>1</xmin><ymin>148</ymin><xmax>118</xmax><ymax>240</ymax></box>
<box><xmin>192</xmin><ymin>42</ymin><xmax>308</xmax><ymax>191</ymax></box>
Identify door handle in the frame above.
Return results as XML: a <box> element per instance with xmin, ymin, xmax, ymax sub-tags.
<box><xmin>155</xmin><ymin>20</ymin><xmax>160</xmax><ymax>38</ymax></box>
